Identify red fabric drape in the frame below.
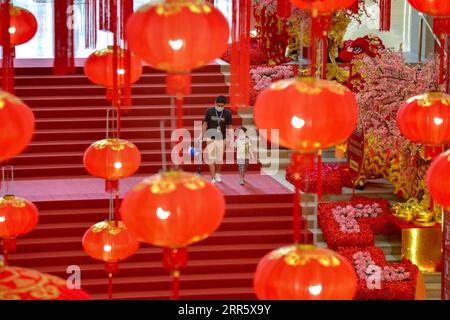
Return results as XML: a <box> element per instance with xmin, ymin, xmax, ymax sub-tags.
<box><xmin>85</xmin><ymin>0</ymin><xmax>97</xmax><ymax>49</ymax></box>
<box><xmin>230</xmin><ymin>0</ymin><xmax>251</xmax><ymax>111</ymax></box>
<box><xmin>379</xmin><ymin>0</ymin><xmax>391</xmax><ymax>32</ymax></box>
<box><xmin>1</xmin><ymin>0</ymin><xmax>14</xmax><ymax>93</ymax></box>
<box><xmin>277</xmin><ymin>0</ymin><xmax>291</xmax><ymax>18</ymax></box>
<box><xmin>54</xmin><ymin>0</ymin><xmax>75</xmax><ymax>75</ymax></box>
<box><xmin>121</xmin><ymin>0</ymin><xmax>134</xmax><ymax>107</ymax></box>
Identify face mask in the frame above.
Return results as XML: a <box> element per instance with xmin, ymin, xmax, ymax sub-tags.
<box><xmin>215</xmin><ymin>106</ymin><xmax>224</xmax><ymax>112</ymax></box>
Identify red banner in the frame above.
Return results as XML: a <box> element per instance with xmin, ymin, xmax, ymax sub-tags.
<box><xmin>347</xmin><ymin>127</ymin><xmax>365</xmax><ymax>182</ymax></box>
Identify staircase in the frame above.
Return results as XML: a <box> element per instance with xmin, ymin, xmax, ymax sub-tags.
<box><xmin>7</xmin><ymin>64</ymin><xmax>259</xmax><ymax>179</ymax></box>
<box><xmin>8</xmin><ymin>191</ymin><xmax>311</xmax><ymax>299</ymax></box>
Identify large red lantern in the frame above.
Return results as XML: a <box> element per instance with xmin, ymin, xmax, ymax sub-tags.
<box><xmin>121</xmin><ymin>170</ymin><xmax>225</xmax><ymax>248</ymax></box>
<box><xmin>82</xmin><ymin>220</ymin><xmax>139</xmax><ymax>263</ymax></box>
<box><xmin>0</xmin><ymin>5</ymin><xmax>37</xmax><ymax>47</ymax></box>
<box><xmin>397</xmin><ymin>92</ymin><xmax>450</xmax><ymax>158</ymax></box>
<box><xmin>83</xmin><ymin>139</ymin><xmax>141</xmax><ymax>181</ymax></box>
<box><xmin>0</xmin><ymin>91</ymin><xmax>35</xmax><ymax>162</ymax></box>
<box><xmin>289</xmin><ymin>0</ymin><xmax>357</xmax><ymax>14</ymax></box>
<box><xmin>426</xmin><ymin>150</ymin><xmax>450</xmax><ymax>209</ymax></box>
<box><xmin>254</xmin><ymin>78</ymin><xmax>358</xmax><ymax>153</ymax></box>
<box><xmin>254</xmin><ymin>244</ymin><xmax>358</xmax><ymax>300</ymax></box>
<box><xmin>407</xmin><ymin>0</ymin><xmax>450</xmax><ymax>17</ymax></box>
<box><xmin>84</xmin><ymin>47</ymin><xmax>143</xmax><ymax>98</ymax></box>
<box><xmin>0</xmin><ymin>266</ymin><xmax>90</xmax><ymax>300</ymax></box>
<box><xmin>126</xmin><ymin>0</ymin><xmax>229</xmax><ymax>96</ymax></box>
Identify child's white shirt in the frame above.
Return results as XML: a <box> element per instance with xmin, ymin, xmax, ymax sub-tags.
<box><xmin>236</xmin><ymin>136</ymin><xmax>250</xmax><ymax>161</ymax></box>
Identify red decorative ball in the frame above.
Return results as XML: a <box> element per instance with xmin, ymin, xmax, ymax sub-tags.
<box><xmin>84</xmin><ymin>47</ymin><xmax>143</xmax><ymax>90</ymax></box>
<box><xmin>254</xmin><ymin>244</ymin><xmax>358</xmax><ymax>300</ymax></box>
<box><xmin>82</xmin><ymin>220</ymin><xmax>139</xmax><ymax>263</ymax></box>
<box><xmin>289</xmin><ymin>0</ymin><xmax>357</xmax><ymax>14</ymax></box>
<box><xmin>0</xmin><ymin>266</ymin><xmax>91</xmax><ymax>300</ymax></box>
<box><xmin>0</xmin><ymin>91</ymin><xmax>35</xmax><ymax>162</ymax></box>
<box><xmin>426</xmin><ymin>150</ymin><xmax>450</xmax><ymax>208</ymax></box>
<box><xmin>408</xmin><ymin>0</ymin><xmax>450</xmax><ymax>17</ymax></box>
<box><xmin>83</xmin><ymin>139</ymin><xmax>141</xmax><ymax>180</ymax></box>
<box><xmin>397</xmin><ymin>92</ymin><xmax>450</xmax><ymax>145</ymax></box>
<box><xmin>121</xmin><ymin>170</ymin><xmax>225</xmax><ymax>248</ymax></box>
<box><xmin>0</xmin><ymin>195</ymin><xmax>39</xmax><ymax>239</ymax></box>
<box><xmin>126</xmin><ymin>1</ymin><xmax>229</xmax><ymax>74</ymax></box>
<box><xmin>0</xmin><ymin>5</ymin><xmax>37</xmax><ymax>46</ymax></box>
<box><xmin>254</xmin><ymin>78</ymin><xmax>358</xmax><ymax>153</ymax></box>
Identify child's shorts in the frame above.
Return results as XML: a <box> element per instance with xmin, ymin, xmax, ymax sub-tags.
<box><xmin>238</xmin><ymin>159</ymin><xmax>249</xmax><ymax>175</ymax></box>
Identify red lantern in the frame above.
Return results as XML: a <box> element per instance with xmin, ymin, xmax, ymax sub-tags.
<box><xmin>121</xmin><ymin>170</ymin><xmax>225</xmax><ymax>248</ymax></box>
<box><xmin>426</xmin><ymin>150</ymin><xmax>450</xmax><ymax>209</ymax></box>
<box><xmin>407</xmin><ymin>0</ymin><xmax>450</xmax><ymax>17</ymax></box>
<box><xmin>83</xmin><ymin>139</ymin><xmax>141</xmax><ymax>181</ymax></box>
<box><xmin>0</xmin><ymin>266</ymin><xmax>90</xmax><ymax>300</ymax></box>
<box><xmin>397</xmin><ymin>92</ymin><xmax>450</xmax><ymax>148</ymax></box>
<box><xmin>254</xmin><ymin>78</ymin><xmax>358</xmax><ymax>153</ymax></box>
<box><xmin>0</xmin><ymin>5</ymin><xmax>37</xmax><ymax>47</ymax></box>
<box><xmin>254</xmin><ymin>244</ymin><xmax>358</xmax><ymax>300</ymax></box>
<box><xmin>289</xmin><ymin>0</ymin><xmax>357</xmax><ymax>14</ymax></box>
<box><xmin>0</xmin><ymin>91</ymin><xmax>35</xmax><ymax>162</ymax></box>
<box><xmin>126</xmin><ymin>0</ymin><xmax>229</xmax><ymax>95</ymax></box>
<box><xmin>84</xmin><ymin>47</ymin><xmax>143</xmax><ymax>98</ymax></box>
<box><xmin>0</xmin><ymin>195</ymin><xmax>38</xmax><ymax>239</ymax></box>
<box><xmin>82</xmin><ymin>220</ymin><xmax>139</xmax><ymax>263</ymax></box>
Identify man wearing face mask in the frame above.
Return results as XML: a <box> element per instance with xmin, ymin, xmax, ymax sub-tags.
<box><xmin>200</xmin><ymin>95</ymin><xmax>232</xmax><ymax>183</ymax></box>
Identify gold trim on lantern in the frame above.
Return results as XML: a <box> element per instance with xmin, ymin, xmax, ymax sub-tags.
<box><xmin>0</xmin><ymin>267</ymin><xmax>66</xmax><ymax>300</ymax></box>
<box><xmin>151</xmin><ymin>1</ymin><xmax>212</xmax><ymax>16</ymax></box>
<box><xmin>268</xmin><ymin>245</ymin><xmax>341</xmax><ymax>267</ymax></box>
<box><xmin>90</xmin><ymin>139</ymin><xmax>135</xmax><ymax>151</ymax></box>
<box><xmin>137</xmin><ymin>171</ymin><xmax>207</xmax><ymax>194</ymax></box>
<box><xmin>91</xmin><ymin>220</ymin><xmax>124</xmax><ymax>235</ymax></box>
<box><xmin>0</xmin><ymin>196</ymin><xmax>26</xmax><ymax>209</ymax></box>
<box><xmin>0</xmin><ymin>92</ymin><xmax>23</xmax><ymax>109</ymax></box>
<box><xmin>408</xmin><ymin>91</ymin><xmax>450</xmax><ymax>107</ymax></box>
<box><xmin>94</xmin><ymin>47</ymin><xmax>126</xmax><ymax>57</ymax></box>
<box><xmin>270</xmin><ymin>78</ymin><xmax>347</xmax><ymax>96</ymax></box>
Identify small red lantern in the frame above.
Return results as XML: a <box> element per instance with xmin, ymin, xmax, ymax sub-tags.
<box><xmin>0</xmin><ymin>266</ymin><xmax>91</xmax><ymax>300</ymax></box>
<box><xmin>83</xmin><ymin>138</ymin><xmax>141</xmax><ymax>181</ymax></box>
<box><xmin>254</xmin><ymin>78</ymin><xmax>358</xmax><ymax>153</ymax></box>
<box><xmin>0</xmin><ymin>195</ymin><xmax>38</xmax><ymax>239</ymax></box>
<box><xmin>0</xmin><ymin>5</ymin><xmax>37</xmax><ymax>47</ymax></box>
<box><xmin>426</xmin><ymin>150</ymin><xmax>450</xmax><ymax>209</ymax></box>
<box><xmin>0</xmin><ymin>91</ymin><xmax>35</xmax><ymax>162</ymax></box>
<box><xmin>254</xmin><ymin>244</ymin><xmax>357</xmax><ymax>300</ymax></box>
<box><xmin>289</xmin><ymin>0</ymin><xmax>357</xmax><ymax>14</ymax></box>
<box><xmin>84</xmin><ymin>47</ymin><xmax>143</xmax><ymax>99</ymax></box>
<box><xmin>82</xmin><ymin>220</ymin><xmax>139</xmax><ymax>263</ymax></box>
<box><xmin>126</xmin><ymin>0</ymin><xmax>229</xmax><ymax>95</ymax></box>
<box><xmin>121</xmin><ymin>170</ymin><xmax>225</xmax><ymax>248</ymax></box>
<box><xmin>397</xmin><ymin>92</ymin><xmax>450</xmax><ymax>158</ymax></box>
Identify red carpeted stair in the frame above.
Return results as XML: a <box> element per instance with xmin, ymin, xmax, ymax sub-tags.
<box><xmin>7</xmin><ymin>64</ymin><xmax>258</xmax><ymax>179</ymax></box>
<box><xmin>4</xmin><ymin>62</ymin><xmax>312</xmax><ymax>299</ymax></box>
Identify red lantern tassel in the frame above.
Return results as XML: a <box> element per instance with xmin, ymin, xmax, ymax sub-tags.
<box><xmin>1</xmin><ymin>0</ymin><xmax>14</xmax><ymax>93</ymax></box>
<box><xmin>290</xmin><ymin>152</ymin><xmax>314</xmax><ymax>243</ymax></box>
<box><xmin>54</xmin><ymin>0</ymin><xmax>75</xmax><ymax>75</ymax></box>
<box><xmin>162</xmin><ymin>248</ymin><xmax>188</xmax><ymax>300</ymax></box>
<box><xmin>121</xmin><ymin>0</ymin><xmax>134</xmax><ymax>109</ymax></box>
<box><xmin>99</xmin><ymin>0</ymin><xmax>110</xmax><ymax>31</ymax></box>
<box><xmin>310</xmin><ymin>15</ymin><xmax>331</xmax><ymax>78</ymax></box>
<box><xmin>230</xmin><ymin>0</ymin><xmax>251</xmax><ymax>112</ymax></box>
<box><xmin>317</xmin><ymin>151</ymin><xmax>322</xmax><ymax>202</ymax></box>
<box><xmin>105</xmin><ymin>262</ymin><xmax>118</xmax><ymax>300</ymax></box>
<box><xmin>277</xmin><ymin>0</ymin><xmax>291</xmax><ymax>19</ymax></box>
<box><xmin>85</xmin><ymin>0</ymin><xmax>97</xmax><ymax>49</ymax></box>
<box><xmin>379</xmin><ymin>0</ymin><xmax>391</xmax><ymax>32</ymax></box>
<box><xmin>433</xmin><ymin>19</ymin><xmax>450</xmax><ymax>84</ymax></box>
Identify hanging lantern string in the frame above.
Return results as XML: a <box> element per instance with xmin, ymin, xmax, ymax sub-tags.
<box><xmin>1</xmin><ymin>165</ymin><xmax>14</xmax><ymax>196</ymax></box>
<box><xmin>160</xmin><ymin>120</ymin><xmax>168</xmax><ymax>172</ymax></box>
<box><xmin>108</xmin><ymin>271</ymin><xmax>113</xmax><ymax>300</ymax></box>
<box><xmin>317</xmin><ymin>150</ymin><xmax>322</xmax><ymax>202</ymax></box>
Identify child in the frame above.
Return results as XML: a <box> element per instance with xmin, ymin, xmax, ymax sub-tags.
<box><xmin>236</xmin><ymin>127</ymin><xmax>252</xmax><ymax>185</ymax></box>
